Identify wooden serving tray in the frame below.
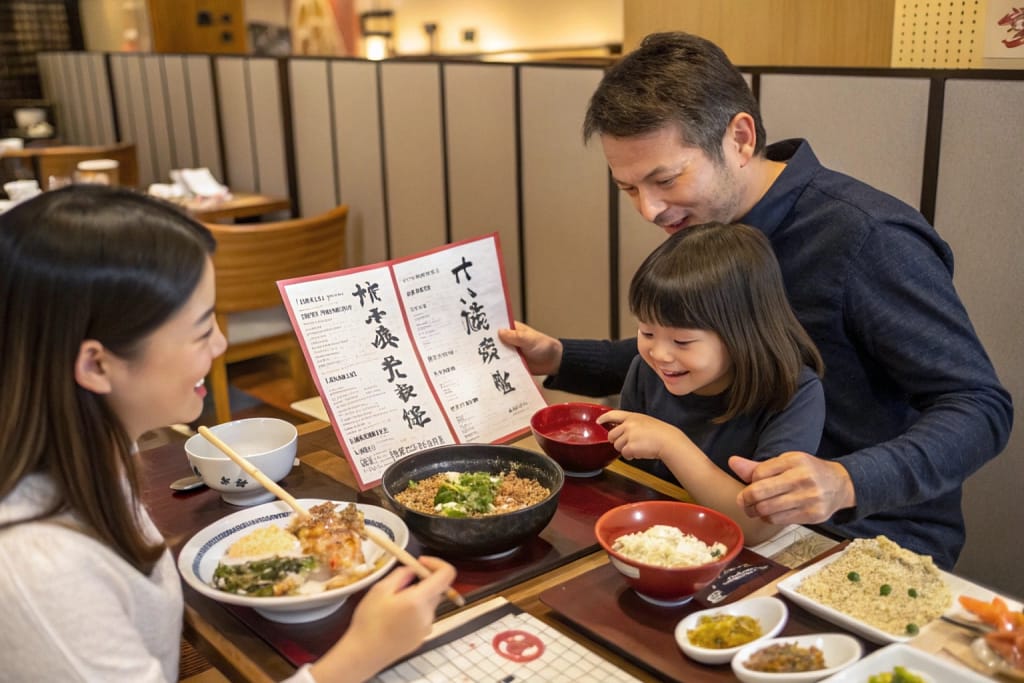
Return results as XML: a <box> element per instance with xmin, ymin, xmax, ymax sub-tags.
<box><xmin>538</xmin><ymin>550</ymin><xmax>831</xmax><ymax>683</ymax></box>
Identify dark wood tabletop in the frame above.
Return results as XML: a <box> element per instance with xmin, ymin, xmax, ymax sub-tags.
<box><xmin>139</xmin><ymin>421</ymin><xmax>999</xmax><ymax>682</ymax></box>
<box><xmin>142</xmin><ymin>422</ymin><xmax>668</xmax><ymax>681</ymax></box>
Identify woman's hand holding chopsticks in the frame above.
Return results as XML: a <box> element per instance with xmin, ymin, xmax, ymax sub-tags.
<box><xmin>310</xmin><ymin>556</ymin><xmax>458</xmax><ymax>683</ymax></box>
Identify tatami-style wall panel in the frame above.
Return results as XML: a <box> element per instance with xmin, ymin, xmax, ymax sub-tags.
<box><xmin>379</xmin><ymin>62</ymin><xmax>448</xmax><ymax>259</ymax></box>
<box><xmin>288</xmin><ymin>58</ymin><xmax>389</xmax><ymax>268</ymax></box>
<box><xmin>141</xmin><ymin>56</ymin><xmax>174</xmax><ymax>184</ymax></box>
<box><xmin>116</xmin><ymin>55</ymin><xmax>222</xmax><ymax>184</ymax></box>
<box><xmin>247</xmin><ymin>59</ymin><xmax>289</xmax><ymax>199</ymax></box>
<box><xmin>289</xmin><ymin>59</ymin><xmax>336</xmax><ymax>218</ymax></box>
<box><xmin>330</xmin><ymin>60</ymin><xmax>387</xmax><ymax>267</ymax></box>
<box><xmin>214</xmin><ymin>58</ymin><xmax>256</xmax><ymax>191</ymax></box>
<box><xmin>444</xmin><ymin>63</ymin><xmax>522</xmax><ymax>318</ymax></box>
<box><xmin>933</xmin><ymin>79</ymin><xmax>1024</xmax><ymax>595</ymax></box>
<box><xmin>62</xmin><ymin>53</ymin><xmax>96</xmax><ymax>144</ymax></box>
<box><xmin>37</xmin><ymin>55</ymin><xmax>64</xmax><ymax>138</ymax></box>
<box><xmin>617</xmin><ymin>201</ymin><xmax>665</xmax><ymax>340</ymax></box>
<box><xmin>109</xmin><ymin>55</ymin><xmax>160</xmax><ymax>186</ymax></box>
<box><xmin>520</xmin><ymin>66</ymin><xmax>608</xmax><ymax>339</ymax></box>
<box><xmin>183</xmin><ymin>56</ymin><xmax>224</xmax><ymax>181</ymax></box>
<box><xmin>161</xmin><ymin>56</ymin><xmax>197</xmax><ymax>171</ymax></box>
<box><xmin>38</xmin><ymin>52</ymin><xmax>116</xmax><ymax>147</ymax></box>
<box><xmin>760</xmin><ymin>74</ymin><xmax>930</xmax><ymax>209</ymax></box>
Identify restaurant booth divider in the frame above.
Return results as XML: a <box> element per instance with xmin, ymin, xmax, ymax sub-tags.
<box><xmin>35</xmin><ymin>50</ymin><xmax>1024</xmax><ymax>600</ymax></box>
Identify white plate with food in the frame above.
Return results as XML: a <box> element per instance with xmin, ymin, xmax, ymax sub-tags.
<box><xmin>776</xmin><ymin>536</ymin><xmax>958</xmax><ymax>644</ymax></box>
<box><xmin>818</xmin><ymin>642</ymin><xmax>992</xmax><ymax>682</ymax></box>
<box><xmin>177</xmin><ymin>498</ymin><xmax>408</xmax><ymax>623</ymax></box>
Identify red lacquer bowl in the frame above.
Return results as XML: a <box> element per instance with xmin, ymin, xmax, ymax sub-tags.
<box><xmin>530</xmin><ymin>402</ymin><xmax>619</xmax><ymax>477</ymax></box>
<box><xmin>595</xmin><ymin>501</ymin><xmax>744</xmax><ymax>606</ymax></box>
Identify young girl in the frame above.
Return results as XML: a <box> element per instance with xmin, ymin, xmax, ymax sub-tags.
<box><xmin>0</xmin><ymin>186</ymin><xmax>455</xmax><ymax>682</ymax></box>
<box><xmin>597</xmin><ymin>222</ymin><xmax>825</xmax><ymax>545</ymax></box>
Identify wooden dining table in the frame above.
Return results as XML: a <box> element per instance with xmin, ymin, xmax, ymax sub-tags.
<box><xmin>140</xmin><ymin>420</ymin><xmax>1013</xmax><ymax>682</ymax></box>
<box><xmin>186</xmin><ymin>192</ymin><xmax>292</xmax><ymax>223</ymax></box>
<box><xmin>0</xmin><ymin>143</ymin><xmax>289</xmax><ymax>221</ymax></box>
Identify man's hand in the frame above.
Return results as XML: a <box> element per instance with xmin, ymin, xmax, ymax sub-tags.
<box><xmin>730</xmin><ymin>452</ymin><xmax>856</xmax><ymax>525</ymax></box>
<box><xmin>497</xmin><ymin>321</ymin><xmax>563</xmax><ymax>376</ymax></box>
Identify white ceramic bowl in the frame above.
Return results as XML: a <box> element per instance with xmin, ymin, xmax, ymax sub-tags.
<box><xmin>185</xmin><ymin>417</ymin><xmax>298</xmax><ymax>505</ymax></box>
<box><xmin>13</xmin><ymin>107</ymin><xmax>46</xmax><ymax>130</ymax></box>
<box><xmin>178</xmin><ymin>499</ymin><xmax>408</xmax><ymax>623</ymax></box>
<box><xmin>731</xmin><ymin>633</ymin><xmax>863</xmax><ymax>683</ymax></box>
<box><xmin>675</xmin><ymin>596</ymin><xmax>789</xmax><ymax>665</ymax></box>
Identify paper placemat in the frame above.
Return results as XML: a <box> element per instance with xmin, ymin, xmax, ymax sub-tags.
<box><xmin>371</xmin><ymin>599</ymin><xmax>643</xmax><ymax>682</ymax></box>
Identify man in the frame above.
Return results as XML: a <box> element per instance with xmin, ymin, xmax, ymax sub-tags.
<box><xmin>498</xmin><ymin>32</ymin><xmax>1011</xmax><ymax>569</ymax></box>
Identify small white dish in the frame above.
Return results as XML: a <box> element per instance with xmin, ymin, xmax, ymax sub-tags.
<box><xmin>731</xmin><ymin>633</ymin><xmax>862</xmax><ymax>683</ymax></box>
<box><xmin>818</xmin><ymin>642</ymin><xmax>991</xmax><ymax>682</ymax></box>
<box><xmin>674</xmin><ymin>596</ymin><xmax>789</xmax><ymax>664</ymax></box>
<box><xmin>177</xmin><ymin>498</ymin><xmax>408</xmax><ymax>623</ymax></box>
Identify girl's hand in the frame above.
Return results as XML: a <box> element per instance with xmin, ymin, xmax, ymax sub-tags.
<box><xmin>597</xmin><ymin>409</ymin><xmax>684</xmax><ymax>462</ymax></box>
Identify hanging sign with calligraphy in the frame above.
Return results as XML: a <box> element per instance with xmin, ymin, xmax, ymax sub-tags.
<box><xmin>278</xmin><ymin>233</ymin><xmax>547</xmax><ymax>489</ymax></box>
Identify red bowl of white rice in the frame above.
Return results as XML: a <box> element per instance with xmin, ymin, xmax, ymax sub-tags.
<box><xmin>595</xmin><ymin>501</ymin><xmax>744</xmax><ymax>606</ymax></box>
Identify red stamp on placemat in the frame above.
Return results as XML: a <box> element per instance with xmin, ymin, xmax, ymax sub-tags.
<box><xmin>492</xmin><ymin>629</ymin><xmax>545</xmax><ymax>662</ymax></box>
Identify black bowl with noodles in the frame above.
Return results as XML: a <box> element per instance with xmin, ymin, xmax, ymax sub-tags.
<box><xmin>380</xmin><ymin>443</ymin><xmax>564</xmax><ymax>559</ymax></box>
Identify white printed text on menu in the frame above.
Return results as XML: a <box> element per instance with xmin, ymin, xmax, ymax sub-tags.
<box><xmin>278</xmin><ymin>234</ymin><xmax>547</xmax><ymax>490</ymax></box>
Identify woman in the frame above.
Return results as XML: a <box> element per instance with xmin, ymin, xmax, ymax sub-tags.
<box><xmin>0</xmin><ymin>186</ymin><xmax>455</xmax><ymax>682</ymax></box>
<box><xmin>598</xmin><ymin>222</ymin><xmax>826</xmax><ymax>545</ymax></box>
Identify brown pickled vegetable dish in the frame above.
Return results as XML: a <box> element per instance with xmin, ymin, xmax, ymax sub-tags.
<box><xmin>744</xmin><ymin>642</ymin><xmax>826</xmax><ymax>673</ymax></box>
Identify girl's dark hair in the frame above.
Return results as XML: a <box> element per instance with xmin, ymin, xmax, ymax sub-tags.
<box><xmin>584</xmin><ymin>31</ymin><xmax>766</xmax><ymax>163</ymax></box>
<box><xmin>0</xmin><ymin>185</ymin><xmax>215</xmax><ymax>573</ymax></box>
<box><xmin>629</xmin><ymin>222</ymin><xmax>823</xmax><ymax>422</ymax></box>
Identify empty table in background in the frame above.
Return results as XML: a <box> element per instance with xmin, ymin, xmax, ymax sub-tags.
<box><xmin>187</xmin><ymin>193</ymin><xmax>291</xmax><ymax>223</ymax></box>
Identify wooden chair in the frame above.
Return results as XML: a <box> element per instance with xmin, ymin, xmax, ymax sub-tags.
<box><xmin>204</xmin><ymin>204</ymin><xmax>349</xmax><ymax>424</ymax></box>
<box><xmin>33</xmin><ymin>142</ymin><xmax>139</xmax><ymax>189</ymax></box>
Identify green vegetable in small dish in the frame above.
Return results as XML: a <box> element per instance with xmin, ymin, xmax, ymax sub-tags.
<box><xmin>868</xmin><ymin>664</ymin><xmax>925</xmax><ymax>683</ymax></box>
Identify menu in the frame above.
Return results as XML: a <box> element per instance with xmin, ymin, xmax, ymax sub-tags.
<box><xmin>278</xmin><ymin>234</ymin><xmax>547</xmax><ymax>489</ymax></box>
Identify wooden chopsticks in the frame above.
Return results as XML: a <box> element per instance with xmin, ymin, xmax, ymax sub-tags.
<box><xmin>196</xmin><ymin>426</ymin><xmax>465</xmax><ymax>607</ymax></box>
<box><xmin>360</xmin><ymin>526</ymin><xmax>465</xmax><ymax>606</ymax></box>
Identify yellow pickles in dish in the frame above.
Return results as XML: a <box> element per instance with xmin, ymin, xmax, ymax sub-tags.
<box><xmin>687</xmin><ymin>614</ymin><xmax>763</xmax><ymax>649</ymax></box>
